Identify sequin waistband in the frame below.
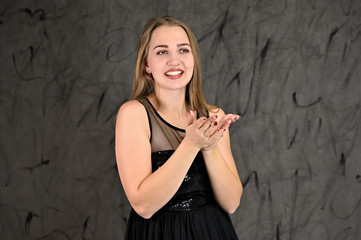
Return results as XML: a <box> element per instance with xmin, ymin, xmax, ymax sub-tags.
<box><xmin>160</xmin><ymin>191</ymin><xmax>215</xmax><ymax>212</ymax></box>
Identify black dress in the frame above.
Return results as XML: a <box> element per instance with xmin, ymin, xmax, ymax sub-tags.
<box><xmin>124</xmin><ymin>98</ymin><xmax>239</xmax><ymax>240</ymax></box>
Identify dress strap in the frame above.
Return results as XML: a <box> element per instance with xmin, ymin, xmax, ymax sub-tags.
<box><xmin>136</xmin><ymin>98</ymin><xmax>185</xmax><ymax>153</ymax></box>
<box><xmin>144</xmin><ymin>98</ymin><xmax>185</xmax><ymax>132</ymax></box>
<box><xmin>137</xmin><ymin>99</ymin><xmax>152</xmax><ymax>143</ymax></box>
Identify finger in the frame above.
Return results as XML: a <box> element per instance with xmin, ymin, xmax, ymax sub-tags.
<box><xmin>218</xmin><ymin>119</ymin><xmax>232</xmax><ymax>130</ymax></box>
<box><xmin>199</xmin><ymin>115</ymin><xmax>217</xmax><ymax>131</ymax></box>
<box><xmin>221</xmin><ymin>114</ymin><xmax>242</xmax><ymax>128</ymax></box>
<box><xmin>192</xmin><ymin>116</ymin><xmax>207</xmax><ymax>129</ymax></box>
<box><xmin>232</xmin><ymin>114</ymin><xmax>242</xmax><ymax>122</ymax></box>
<box><xmin>209</xmin><ymin>127</ymin><xmax>226</xmax><ymax>139</ymax></box>
<box><xmin>219</xmin><ymin>114</ymin><xmax>237</xmax><ymax>125</ymax></box>
<box><xmin>230</xmin><ymin>115</ymin><xmax>242</xmax><ymax>126</ymax></box>
<box><xmin>203</xmin><ymin>120</ymin><xmax>219</xmax><ymax>137</ymax></box>
<box><xmin>187</xmin><ymin>110</ymin><xmax>196</xmax><ymax>126</ymax></box>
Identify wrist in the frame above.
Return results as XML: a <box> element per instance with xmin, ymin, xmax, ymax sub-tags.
<box><xmin>201</xmin><ymin>145</ymin><xmax>219</xmax><ymax>154</ymax></box>
<box><xmin>181</xmin><ymin>137</ymin><xmax>202</xmax><ymax>153</ymax></box>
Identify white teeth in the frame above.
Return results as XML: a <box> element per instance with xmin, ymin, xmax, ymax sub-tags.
<box><xmin>165</xmin><ymin>71</ymin><xmax>183</xmax><ymax>76</ymax></box>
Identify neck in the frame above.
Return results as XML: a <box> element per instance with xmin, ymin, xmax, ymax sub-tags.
<box><xmin>151</xmin><ymin>88</ymin><xmax>188</xmax><ymax>117</ymax></box>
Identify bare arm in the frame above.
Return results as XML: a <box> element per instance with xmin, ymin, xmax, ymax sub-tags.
<box><xmin>201</xmin><ymin>109</ymin><xmax>243</xmax><ymax>214</ymax></box>
<box><xmin>115</xmin><ymin>101</ymin><xmax>218</xmax><ymax>219</ymax></box>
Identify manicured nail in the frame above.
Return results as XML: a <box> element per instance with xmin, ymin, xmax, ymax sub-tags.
<box><xmin>212</xmin><ymin>115</ymin><xmax>218</xmax><ymax>120</ymax></box>
<box><xmin>213</xmin><ymin>121</ymin><xmax>218</xmax><ymax>126</ymax></box>
<box><xmin>202</xmin><ymin>117</ymin><xmax>206</xmax><ymax>121</ymax></box>
<box><xmin>229</xmin><ymin>120</ymin><xmax>233</xmax><ymax>125</ymax></box>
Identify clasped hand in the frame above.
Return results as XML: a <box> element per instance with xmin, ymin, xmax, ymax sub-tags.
<box><xmin>185</xmin><ymin>111</ymin><xmax>241</xmax><ymax>151</ymax></box>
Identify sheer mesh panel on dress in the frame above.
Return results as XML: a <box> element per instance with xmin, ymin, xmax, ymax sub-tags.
<box><xmin>137</xmin><ymin>98</ymin><xmax>186</xmax><ymax>153</ymax></box>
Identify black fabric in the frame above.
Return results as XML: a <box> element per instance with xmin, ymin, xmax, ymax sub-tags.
<box><xmin>151</xmin><ymin>150</ymin><xmax>215</xmax><ymax>211</ymax></box>
<box><xmin>125</xmin><ymin>205</ymin><xmax>238</xmax><ymax>240</ymax></box>
<box><xmin>124</xmin><ymin>98</ymin><xmax>238</xmax><ymax>239</ymax></box>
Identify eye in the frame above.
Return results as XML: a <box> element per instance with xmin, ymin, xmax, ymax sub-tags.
<box><xmin>156</xmin><ymin>50</ymin><xmax>167</xmax><ymax>55</ymax></box>
<box><xmin>180</xmin><ymin>48</ymin><xmax>190</xmax><ymax>54</ymax></box>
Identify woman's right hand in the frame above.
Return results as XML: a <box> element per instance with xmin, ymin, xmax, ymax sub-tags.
<box><xmin>184</xmin><ymin>111</ymin><xmax>225</xmax><ymax>150</ymax></box>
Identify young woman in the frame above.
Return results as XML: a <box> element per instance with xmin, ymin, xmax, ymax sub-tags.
<box><xmin>115</xmin><ymin>16</ymin><xmax>243</xmax><ymax>240</ymax></box>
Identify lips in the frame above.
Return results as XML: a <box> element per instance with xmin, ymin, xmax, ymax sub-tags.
<box><xmin>165</xmin><ymin>69</ymin><xmax>184</xmax><ymax>79</ymax></box>
<box><xmin>165</xmin><ymin>71</ymin><xmax>183</xmax><ymax>76</ymax></box>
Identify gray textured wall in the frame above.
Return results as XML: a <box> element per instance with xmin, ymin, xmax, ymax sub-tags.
<box><xmin>1</xmin><ymin>0</ymin><xmax>360</xmax><ymax>239</ymax></box>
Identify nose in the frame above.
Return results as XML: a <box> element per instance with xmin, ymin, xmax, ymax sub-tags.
<box><xmin>166</xmin><ymin>53</ymin><xmax>180</xmax><ymax>66</ymax></box>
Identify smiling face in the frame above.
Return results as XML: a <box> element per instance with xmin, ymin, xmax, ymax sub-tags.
<box><xmin>145</xmin><ymin>25</ymin><xmax>194</xmax><ymax>93</ymax></box>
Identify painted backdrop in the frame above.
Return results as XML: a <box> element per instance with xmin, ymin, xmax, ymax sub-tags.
<box><xmin>1</xmin><ymin>0</ymin><xmax>361</xmax><ymax>239</ymax></box>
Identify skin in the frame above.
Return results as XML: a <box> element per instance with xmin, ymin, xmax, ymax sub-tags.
<box><xmin>115</xmin><ymin>25</ymin><xmax>243</xmax><ymax>219</ymax></box>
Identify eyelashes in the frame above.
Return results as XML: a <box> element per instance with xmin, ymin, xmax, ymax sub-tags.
<box><xmin>180</xmin><ymin>48</ymin><xmax>190</xmax><ymax>53</ymax></box>
<box><xmin>156</xmin><ymin>48</ymin><xmax>190</xmax><ymax>55</ymax></box>
<box><xmin>156</xmin><ymin>50</ymin><xmax>167</xmax><ymax>55</ymax></box>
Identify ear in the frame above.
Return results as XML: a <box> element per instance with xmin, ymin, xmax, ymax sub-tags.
<box><xmin>145</xmin><ymin>62</ymin><xmax>151</xmax><ymax>74</ymax></box>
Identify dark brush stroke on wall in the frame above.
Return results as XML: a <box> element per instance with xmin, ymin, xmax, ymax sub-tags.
<box><xmin>1</xmin><ymin>0</ymin><xmax>361</xmax><ymax>240</ymax></box>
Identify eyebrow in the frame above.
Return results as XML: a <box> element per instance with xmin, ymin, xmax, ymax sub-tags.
<box><xmin>153</xmin><ymin>43</ymin><xmax>190</xmax><ymax>50</ymax></box>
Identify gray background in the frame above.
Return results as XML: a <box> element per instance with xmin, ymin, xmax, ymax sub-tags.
<box><xmin>1</xmin><ymin>0</ymin><xmax>361</xmax><ymax>239</ymax></box>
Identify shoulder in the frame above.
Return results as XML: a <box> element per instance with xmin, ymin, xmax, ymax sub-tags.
<box><xmin>116</xmin><ymin>100</ymin><xmax>148</xmax><ymax>127</ymax></box>
<box><xmin>117</xmin><ymin>99</ymin><xmax>145</xmax><ymax>115</ymax></box>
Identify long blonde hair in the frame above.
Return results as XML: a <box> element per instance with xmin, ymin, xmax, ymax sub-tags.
<box><xmin>131</xmin><ymin>16</ymin><xmax>212</xmax><ymax>117</ymax></box>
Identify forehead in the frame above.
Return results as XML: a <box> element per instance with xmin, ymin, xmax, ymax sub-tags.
<box><xmin>149</xmin><ymin>25</ymin><xmax>190</xmax><ymax>46</ymax></box>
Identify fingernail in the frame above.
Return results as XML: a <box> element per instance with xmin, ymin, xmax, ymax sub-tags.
<box><xmin>202</xmin><ymin>117</ymin><xmax>206</xmax><ymax>121</ymax></box>
<box><xmin>229</xmin><ymin>120</ymin><xmax>233</xmax><ymax>125</ymax></box>
<box><xmin>223</xmin><ymin>129</ymin><xmax>226</xmax><ymax>132</ymax></box>
<box><xmin>213</xmin><ymin>121</ymin><xmax>218</xmax><ymax>126</ymax></box>
<box><xmin>212</xmin><ymin>115</ymin><xmax>218</xmax><ymax>120</ymax></box>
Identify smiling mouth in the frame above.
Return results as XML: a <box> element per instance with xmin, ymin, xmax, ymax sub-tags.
<box><xmin>165</xmin><ymin>71</ymin><xmax>183</xmax><ymax>76</ymax></box>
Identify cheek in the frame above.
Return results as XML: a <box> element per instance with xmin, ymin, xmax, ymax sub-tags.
<box><xmin>187</xmin><ymin>57</ymin><xmax>194</xmax><ymax>70</ymax></box>
<box><xmin>146</xmin><ymin>57</ymin><xmax>160</xmax><ymax>73</ymax></box>
<box><xmin>183</xmin><ymin>54</ymin><xmax>194</xmax><ymax>67</ymax></box>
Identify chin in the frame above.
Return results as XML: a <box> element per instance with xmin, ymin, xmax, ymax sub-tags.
<box><xmin>157</xmin><ymin>79</ymin><xmax>191</xmax><ymax>91</ymax></box>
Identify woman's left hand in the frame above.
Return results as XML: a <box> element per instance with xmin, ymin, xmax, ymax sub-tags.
<box><xmin>202</xmin><ymin>113</ymin><xmax>241</xmax><ymax>151</ymax></box>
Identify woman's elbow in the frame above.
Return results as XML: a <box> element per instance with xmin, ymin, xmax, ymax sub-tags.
<box><xmin>226</xmin><ymin>188</ymin><xmax>243</xmax><ymax>214</ymax></box>
<box><xmin>226</xmin><ymin>198</ymin><xmax>240</xmax><ymax>214</ymax></box>
<box><xmin>127</xmin><ymin>190</ymin><xmax>158</xmax><ymax>219</ymax></box>
<box><xmin>131</xmin><ymin>201</ymin><xmax>156</xmax><ymax>219</ymax></box>
<box><xmin>134</xmin><ymin>208</ymin><xmax>154</xmax><ymax>219</ymax></box>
